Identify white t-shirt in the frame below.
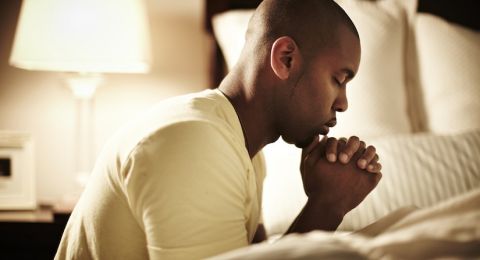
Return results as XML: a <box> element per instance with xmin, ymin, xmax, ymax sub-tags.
<box><xmin>55</xmin><ymin>89</ymin><xmax>266</xmax><ymax>260</ymax></box>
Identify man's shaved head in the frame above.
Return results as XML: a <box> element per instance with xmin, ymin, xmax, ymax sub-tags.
<box><xmin>245</xmin><ymin>0</ymin><xmax>358</xmax><ymax>62</ymax></box>
<box><xmin>220</xmin><ymin>0</ymin><xmax>362</xmax><ymax>154</ymax></box>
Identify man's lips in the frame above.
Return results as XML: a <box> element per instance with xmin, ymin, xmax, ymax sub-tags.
<box><xmin>325</xmin><ymin>118</ymin><xmax>337</xmax><ymax>128</ymax></box>
<box><xmin>319</xmin><ymin>126</ymin><xmax>330</xmax><ymax>135</ymax></box>
<box><xmin>318</xmin><ymin>118</ymin><xmax>337</xmax><ymax>135</ymax></box>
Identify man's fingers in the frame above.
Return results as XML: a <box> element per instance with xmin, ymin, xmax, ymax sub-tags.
<box><xmin>337</xmin><ymin>138</ymin><xmax>347</xmax><ymax>152</ymax></box>
<box><xmin>360</xmin><ymin>153</ymin><xmax>379</xmax><ymax>168</ymax></box>
<box><xmin>359</xmin><ymin>140</ymin><xmax>366</xmax><ymax>151</ymax></box>
<box><xmin>366</xmin><ymin>162</ymin><xmax>382</xmax><ymax>173</ymax></box>
<box><xmin>366</xmin><ymin>154</ymin><xmax>381</xmax><ymax>173</ymax></box>
<box><xmin>370</xmin><ymin>154</ymin><xmax>379</xmax><ymax>164</ymax></box>
<box><xmin>339</xmin><ymin>136</ymin><xmax>360</xmax><ymax>164</ymax></box>
<box><xmin>325</xmin><ymin>137</ymin><xmax>338</xmax><ymax>162</ymax></box>
<box><xmin>357</xmin><ymin>145</ymin><xmax>377</xmax><ymax>170</ymax></box>
<box><xmin>301</xmin><ymin>135</ymin><xmax>327</xmax><ymax>172</ymax></box>
<box><xmin>308</xmin><ymin>136</ymin><xmax>328</xmax><ymax>163</ymax></box>
<box><xmin>314</xmin><ymin>135</ymin><xmax>380</xmax><ymax>173</ymax></box>
<box><xmin>301</xmin><ymin>135</ymin><xmax>321</xmax><ymax>160</ymax></box>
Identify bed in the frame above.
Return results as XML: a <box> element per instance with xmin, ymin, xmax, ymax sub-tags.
<box><xmin>205</xmin><ymin>0</ymin><xmax>480</xmax><ymax>258</ymax></box>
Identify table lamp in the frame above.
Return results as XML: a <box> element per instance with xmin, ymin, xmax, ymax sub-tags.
<box><xmin>9</xmin><ymin>0</ymin><xmax>152</xmax><ymax>201</ymax></box>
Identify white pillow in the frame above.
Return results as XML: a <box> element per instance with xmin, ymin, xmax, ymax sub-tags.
<box><xmin>415</xmin><ymin>14</ymin><xmax>480</xmax><ymax>134</ymax></box>
<box><xmin>212</xmin><ymin>10</ymin><xmax>251</xmax><ymax>70</ymax></box>
<box><xmin>339</xmin><ymin>129</ymin><xmax>480</xmax><ymax>230</ymax></box>
<box><xmin>330</xmin><ymin>0</ymin><xmax>411</xmax><ymax>138</ymax></box>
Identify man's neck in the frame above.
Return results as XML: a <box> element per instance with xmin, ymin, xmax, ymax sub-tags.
<box><xmin>218</xmin><ymin>72</ymin><xmax>279</xmax><ymax>159</ymax></box>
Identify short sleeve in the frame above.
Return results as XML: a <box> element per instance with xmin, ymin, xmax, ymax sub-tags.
<box><xmin>122</xmin><ymin>121</ymin><xmax>251</xmax><ymax>259</ymax></box>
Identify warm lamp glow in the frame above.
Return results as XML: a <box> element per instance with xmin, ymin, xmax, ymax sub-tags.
<box><xmin>9</xmin><ymin>0</ymin><xmax>152</xmax><ymax>73</ymax></box>
<box><xmin>8</xmin><ymin>0</ymin><xmax>152</xmax><ymax>204</ymax></box>
<box><xmin>65</xmin><ymin>73</ymin><xmax>103</xmax><ymax>99</ymax></box>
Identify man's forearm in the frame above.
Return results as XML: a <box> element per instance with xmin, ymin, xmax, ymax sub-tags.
<box><xmin>252</xmin><ymin>224</ymin><xmax>267</xmax><ymax>243</ymax></box>
<box><xmin>285</xmin><ymin>198</ymin><xmax>344</xmax><ymax>234</ymax></box>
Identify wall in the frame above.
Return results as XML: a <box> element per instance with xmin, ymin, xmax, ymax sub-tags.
<box><xmin>0</xmin><ymin>0</ymin><xmax>211</xmax><ymax>205</ymax></box>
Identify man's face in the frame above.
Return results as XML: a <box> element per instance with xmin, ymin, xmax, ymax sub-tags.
<box><xmin>277</xmin><ymin>26</ymin><xmax>361</xmax><ymax>148</ymax></box>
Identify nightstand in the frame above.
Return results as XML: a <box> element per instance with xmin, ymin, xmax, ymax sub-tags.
<box><xmin>0</xmin><ymin>206</ymin><xmax>71</xmax><ymax>260</ymax></box>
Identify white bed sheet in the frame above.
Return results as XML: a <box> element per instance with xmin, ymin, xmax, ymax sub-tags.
<box><xmin>211</xmin><ymin>188</ymin><xmax>480</xmax><ymax>259</ymax></box>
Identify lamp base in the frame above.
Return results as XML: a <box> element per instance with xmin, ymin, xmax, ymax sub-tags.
<box><xmin>65</xmin><ymin>73</ymin><xmax>102</xmax><ymax>99</ymax></box>
<box><xmin>62</xmin><ymin>73</ymin><xmax>102</xmax><ymax>208</ymax></box>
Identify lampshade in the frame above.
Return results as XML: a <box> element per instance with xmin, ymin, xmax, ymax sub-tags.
<box><xmin>9</xmin><ymin>0</ymin><xmax>152</xmax><ymax>73</ymax></box>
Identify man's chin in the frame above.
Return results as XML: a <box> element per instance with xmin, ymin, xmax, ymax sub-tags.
<box><xmin>294</xmin><ymin>137</ymin><xmax>315</xmax><ymax>149</ymax></box>
<box><xmin>281</xmin><ymin>135</ymin><xmax>316</xmax><ymax>149</ymax></box>
<box><xmin>281</xmin><ymin>135</ymin><xmax>302</xmax><ymax>148</ymax></box>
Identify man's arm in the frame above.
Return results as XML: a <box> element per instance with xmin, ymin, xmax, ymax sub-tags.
<box><xmin>286</xmin><ymin>197</ymin><xmax>344</xmax><ymax>233</ymax></box>
<box><xmin>252</xmin><ymin>224</ymin><xmax>267</xmax><ymax>243</ymax></box>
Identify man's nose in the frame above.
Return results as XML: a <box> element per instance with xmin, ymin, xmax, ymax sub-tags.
<box><xmin>333</xmin><ymin>89</ymin><xmax>348</xmax><ymax>112</ymax></box>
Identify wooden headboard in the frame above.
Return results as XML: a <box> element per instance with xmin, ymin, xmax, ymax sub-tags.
<box><xmin>205</xmin><ymin>0</ymin><xmax>480</xmax><ymax>87</ymax></box>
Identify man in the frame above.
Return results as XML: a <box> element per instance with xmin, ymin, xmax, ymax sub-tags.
<box><xmin>56</xmin><ymin>0</ymin><xmax>381</xmax><ymax>259</ymax></box>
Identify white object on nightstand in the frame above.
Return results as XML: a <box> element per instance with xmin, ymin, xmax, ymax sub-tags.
<box><xmin>0</xmin><ymin>131</ymin><xmax>36</xmax><ymax>210</ymax></box>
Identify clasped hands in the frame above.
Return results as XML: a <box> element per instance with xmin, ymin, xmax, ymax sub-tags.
<box><xmin>300</xmin><ymin>135</ymin><xmax>382</xmax><ymax>217</ymax></box>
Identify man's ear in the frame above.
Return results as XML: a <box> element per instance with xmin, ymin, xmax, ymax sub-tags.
<box><xmin>270</xmin><ymin>36</ymin><xmax>300</xmax><ymax>80</ymax></box>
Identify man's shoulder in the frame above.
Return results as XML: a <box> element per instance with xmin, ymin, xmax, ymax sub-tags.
<box><xmin>111</xmin><ymin>90</ymin><xmax>226</xmax><ymax>139</ymax></box>
<box><xmin>140</xmin><ymin>119</ymin><xmax>233</xmax><ymax>147</ymax></box>
<box><xmin>121</xmin><ymin>120</ymin><xmax>250</xmax><ymax>183</ymax></box>
<box><xmin>134</xmin><ymin>88</ymin><xmax>235</xmax><ymax>134</ymax></box>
